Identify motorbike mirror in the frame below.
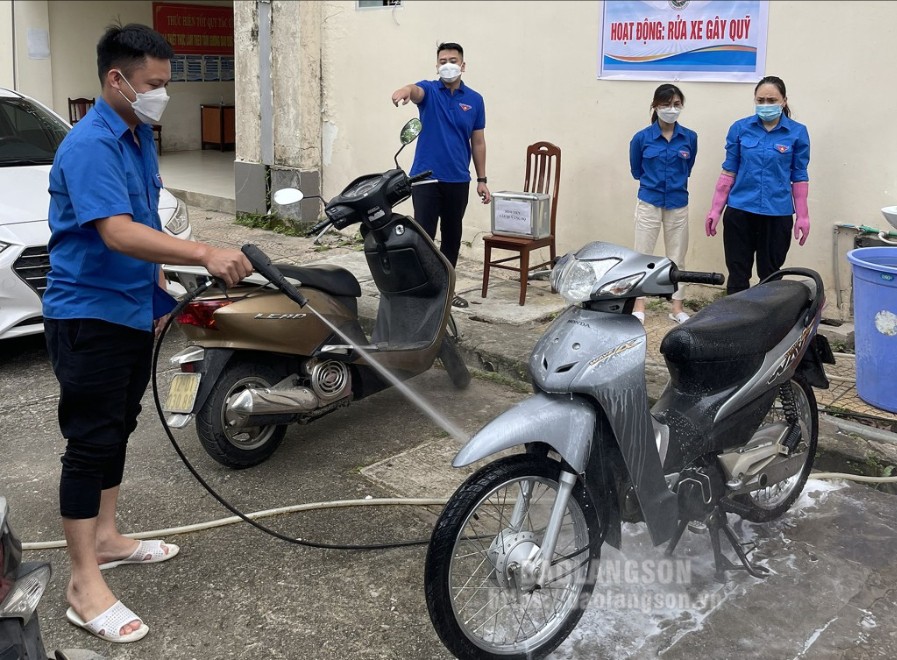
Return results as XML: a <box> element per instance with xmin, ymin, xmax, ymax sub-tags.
<box><xmin>272</xmin><ymin>188</ymin><xmax>304</xmax><ymax>205</ymax></box>
<box><xmin>395</xmin><ymin>119</ymin><xmax>422</xmax><ymax>169</ymax></box>
<box><xmin>400</xmin><ymin>118</ymin><xmax>422</xmax><ymax>145</ymax></box>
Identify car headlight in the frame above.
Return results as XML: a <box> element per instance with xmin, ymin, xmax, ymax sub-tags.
<box><xmin>164</xmin><ymin>197</ymin><xmax>190</xmax><ymax>235</ymax></box>
<box><xmin>552</xmin><ymin>255</ymin><xmax>621</xmax><ymax>304</ymax></box>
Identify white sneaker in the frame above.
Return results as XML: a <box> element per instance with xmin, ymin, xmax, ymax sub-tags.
<box><xmin>632</xmin><ymin>311</ymin><xmax>645</xmax><ymax>324</ymax></box>
<box><xmin>669</xmin><ymin>312</ymin><xmax>690</xmax><ymax>324</ymax></box>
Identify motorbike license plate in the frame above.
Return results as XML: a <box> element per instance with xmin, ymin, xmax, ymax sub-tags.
<box><xmin>164</xmin><ymin>372</ymin><xmax>201</xmax><ymax>413</ymax></box>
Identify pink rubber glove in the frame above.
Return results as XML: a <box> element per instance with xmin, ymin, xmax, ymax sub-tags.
<box><xmin>705</xmin><ymin>173</ymin><xmax>735</xmax><ymax>237</ymax></box>
<box><xmin>792</xmin><ymin>181</ymin><xmax>810</xmax><ymax>246</ymax></box>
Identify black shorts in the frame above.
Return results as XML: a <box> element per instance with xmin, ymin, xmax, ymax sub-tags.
<box><xmin>45</xmin><ymin>318</ymin><xmax>154</xmax><ymax>519</ymax></box>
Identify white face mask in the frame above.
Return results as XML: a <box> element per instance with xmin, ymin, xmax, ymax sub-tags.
<box><xmin>438</xmin><ymin>62</ymin><xmax>462</xmax><ymax>83</ymax></box>
<box><xmin>116</xmin><ymin>70</ymin><xmax>170</xmax><ymax>124</ymax></box>
<box><xmin>656</xmin><ymin>106</ymin><xmax>681</xmax><ymax>124</ymax></box>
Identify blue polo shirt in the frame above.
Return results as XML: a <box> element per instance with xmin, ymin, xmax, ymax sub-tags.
<box><xmin>722</xmin><ymin>113</ymin><xmax>810</xmax><ymax>217</ymax></box>
<box><xmin>629</xmin><ymin>121</ymin><xmax>698</xmax><ymax>210</ymax></box>
<box><xmin>410</xmin><ymin>79</ymin><xmax>486</xmax><ymax>183</ymax></box>
<box><xmin>44</xmin><ymin>97</ymin><xmax>175</xmax><ymax>332</ymax></box>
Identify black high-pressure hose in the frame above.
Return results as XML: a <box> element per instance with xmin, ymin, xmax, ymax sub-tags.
<box><xmin>151</xmin><ymin>277</ymin><xmax>434</xmax><ymax>551</ymax></box>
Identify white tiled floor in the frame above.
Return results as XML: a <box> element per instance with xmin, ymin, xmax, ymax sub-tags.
<box><xmin>159</xmin><ymin>149</ymin><xmax>235</xmax><ymax>200</ymax></box>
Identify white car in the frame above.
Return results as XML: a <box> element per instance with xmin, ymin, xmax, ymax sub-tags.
<box><xmin>0</xmin><ymin>87</ymin><xmax>191</xmax><ymax>340</ymax></box>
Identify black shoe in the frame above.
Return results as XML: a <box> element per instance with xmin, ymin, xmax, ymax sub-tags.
<box><xmin>452</xmin><ymin>295</ymin><xmax>469</xmax><ymax>308</ymax></box>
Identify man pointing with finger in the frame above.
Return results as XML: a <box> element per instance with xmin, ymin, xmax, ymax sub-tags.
<box><xmin>391</xmin><ymin>41</ymin><xmax>490</xmax><ymax>308</ymax></box>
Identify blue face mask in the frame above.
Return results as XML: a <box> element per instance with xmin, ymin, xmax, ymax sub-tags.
<box><xmin>756</xmin><ymin>104</ymin><xmax>783</xmax><ymax>122</ymax></box>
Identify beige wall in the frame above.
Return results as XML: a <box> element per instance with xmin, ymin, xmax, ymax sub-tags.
<box><xmin>0</xmin><ymin>0</ymin><xmax>54</xmax><ymax>102</ymax></box>
<box><xmin>0</xmin><ymin>2</ymin><xmax>14</xmax><ymax>88</ymax></box>
<box><xmin>318</xmin><ymin>0</ymin><xmax>897</xmax><ymax>315</ymax></box>
<box><xmin>43</xmin><ymin>0</ymin><xmax>233</xmax><ymax>151</ymax></box>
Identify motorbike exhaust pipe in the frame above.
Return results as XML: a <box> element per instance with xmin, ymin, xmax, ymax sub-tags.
<box><xmin>226</xmin><ymin>385</ymin><xmax>320</xmax><ymax>427</ymax></box>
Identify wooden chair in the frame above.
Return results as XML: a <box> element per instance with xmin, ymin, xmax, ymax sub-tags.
<box><xmin>481</xmin><ymin>141</ymin><xmax>561</xmax><ymax>306</ymax></box>
<box><xmin>67</xmin><ymin>97</ymin><xmax>95</xmax><ymax>124</ymax></box>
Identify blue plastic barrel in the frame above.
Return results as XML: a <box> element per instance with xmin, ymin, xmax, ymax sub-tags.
<box><xmin>846</xmin><ymin>247</ymin><xmax>897</xmax><ymax>413</ymax></box>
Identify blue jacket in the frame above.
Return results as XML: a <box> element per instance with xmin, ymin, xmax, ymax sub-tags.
<box><xmin>629</xmin><ymin>121</ymin><xmax>698</xmax><ymax>210</ymax></box>
<box><xmin>44</xmin><ymin>97</ymin><xmax>175</xmax><ymax>331</ymax></box>
<box><xmin>722</xmin><ymin>113</ymin><xmax>810</xmax><ymax>216</ymax></box>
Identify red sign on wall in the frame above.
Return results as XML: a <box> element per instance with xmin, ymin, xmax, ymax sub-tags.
<box><xmin>153</xmin><ymin>2</ymin><xmax>234</xmax><ymax>55</ymax></box>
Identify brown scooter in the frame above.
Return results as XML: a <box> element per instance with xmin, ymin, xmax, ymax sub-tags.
<box><xmin>162</xmin><ymin>119</ymin><xmax>470</xmax><ymax>468</ymax></box>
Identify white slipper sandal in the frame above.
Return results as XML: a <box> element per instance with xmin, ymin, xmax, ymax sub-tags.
<box><xmin>632</xmin><ymin>311</ymin><xmax>645</xmax><ymax>324</ymax></box>
<box><xmin>669</xmin><ymin>312</ymin><xmax>690</xmax><ymax>324</ymax></box>
<box><xmin>66</xmin><ymin>600</ymin><xmax>149</xmax><ymax>643</ymax></box>
<box><xmin>99</xmin><ymin>539</ymin><xmax>179</xmax><ymax>571</ymax></box>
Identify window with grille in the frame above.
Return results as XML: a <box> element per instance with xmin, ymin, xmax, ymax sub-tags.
<box><xmin>357</xmin><ymin>0</ymin><xmax>403</xmax><ymax>8</ymax></box>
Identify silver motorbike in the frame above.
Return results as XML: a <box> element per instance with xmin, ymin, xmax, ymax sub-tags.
<box><xmin>423</xmin><ymin>241</ymin><xmax>835</xmax><ymax>660</ymax></box>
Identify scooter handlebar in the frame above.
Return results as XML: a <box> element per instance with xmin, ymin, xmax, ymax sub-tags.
<box><xmin>670</xmin><ymin>267</ymin><xmax>726</xmax><ymax>286</ymax></box>
<box><xmin>307</xmin><ymin>218</ymin><xmax>332</xmax><ymax>235</ymax></box>
<box><xmin>241</xmin><ymin>243</ymin><xmax>309</xmax><ymax>308</ymax></box>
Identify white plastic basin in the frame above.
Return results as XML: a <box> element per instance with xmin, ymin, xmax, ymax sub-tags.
<box><xmin>882</xmin><ymin>206</ymin><xmax>897</xmax><ymax>231</ymax></box>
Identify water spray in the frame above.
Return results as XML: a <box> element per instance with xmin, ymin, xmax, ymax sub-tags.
<box><xmin>142</xmin><ymin>266</ymin><xmax>464</xmax><ymax>552</ymax></box>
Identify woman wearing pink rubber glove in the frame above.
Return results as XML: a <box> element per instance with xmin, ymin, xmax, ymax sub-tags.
<box><xmin>705</xmin><ymin>76</ymin><xmax>811</xmax><ymax>295</ymax></box>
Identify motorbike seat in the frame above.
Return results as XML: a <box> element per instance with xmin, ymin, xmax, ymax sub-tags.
<box><xmin>276</xmin><ymin>264</ymin><xmax>362</xmax><ymax>298</ymax></box>
<box><xmin>661</xmin><ymin>280</ymin><xmax>811</xmax><ymax>364</ymax></box>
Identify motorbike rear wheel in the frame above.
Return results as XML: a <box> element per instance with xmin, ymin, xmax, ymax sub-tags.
<box><xmin>195</xmin><ymin>360</ymin><xmax>288</xmax><ymax>468</ymax></box>
<box><xmin>425</xmin><ymin>454</ymin><xmax>601</xmax><ymax>660</ymax></box>
<box><xmin>731</xmin><ymin>376</ymin><xmax>818</xmax><ymax>522</ymax></box>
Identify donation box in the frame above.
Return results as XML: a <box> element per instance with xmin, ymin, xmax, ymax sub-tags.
<box><xmin>491</xmin><ymin>191</ymin><xmax>551</xmax><ymax>239</ymax></box>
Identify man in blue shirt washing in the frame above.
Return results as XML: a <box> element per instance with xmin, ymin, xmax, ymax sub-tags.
<box><xmin>391</xmin><ymin>42</ymin><xmax>491</xmax><ymax>308</ymax></box>
<box><xmin>44</xmin><ymin>23</ymin><xmax>251</xmax><ymax>644</ymax></box>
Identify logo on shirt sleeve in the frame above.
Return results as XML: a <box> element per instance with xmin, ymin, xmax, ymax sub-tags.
<box><xmin>156</xmin><ymin>173</ymin><xmax>164</xmax><ymax>185</ymax></box>
<box><xmin>459</xmin><ymin>103</ymin><xmax>472</xmax><ymax>112</ymax></box>
<box><xmin>678</xmin><ymin>149</ymin><xmax>690</xmax><ymax>159</ymax></box>
<box><xmin>774</xmin><ymin>144</ymin><xmax>791</xmax><ymax>153</ymax></box>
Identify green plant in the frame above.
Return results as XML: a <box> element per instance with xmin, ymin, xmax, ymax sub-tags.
<box><xmin>471</xmin><ymin>369</ymin><xmax>531</xmax><ymax>393</ymax></box>
<box><xmin>829</xmin><ymin>338</ymin><xmax>849</xmax><ymax>353</ymax></box>
<box><xmin>313</xmin><ymin>230</ymin><xmax>365</xmax><ymax>252</ymax></box>
<box><xmin>864</xmin><ymin>454</ymin><xmax>896</xmax><ymax>477</ymax></box>
<box><xmin>235</xmin><ymin>212</ymin><xmax>306</xmax><ymax>237</ymax></box>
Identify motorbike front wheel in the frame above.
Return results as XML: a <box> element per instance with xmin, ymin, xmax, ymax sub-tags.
<box><xmin>425</xmin><ymin>454</ymin><xmax>601</xmax><ymax>660</ymax></box>
<box><xmin>195</xmin><ymin>360</ymin><xmax>288</xmax><ymax>468</ymax></box>
<box><xmin>731</xmin><ymin>375</ymin><xmax>818</xmax><ymax>522</ymax></box>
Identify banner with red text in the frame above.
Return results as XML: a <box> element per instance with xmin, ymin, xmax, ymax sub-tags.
<box><xmin>598</xmin><ymin>1</ymin><xmax>769</xmax><ymax>82</ymax></box>
<box><xmin>153</xmin><ymin>2</ymin><xmax>234</xmax><ymax>56</ymax></box>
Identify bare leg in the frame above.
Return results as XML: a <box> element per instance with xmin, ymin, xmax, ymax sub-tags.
<box><xmin>94</xmin><ymin>486</ymin><xmax>173</xmax><ymax>565</ymax></box>
<box><xmin>94</xmin><ymin>486</ymin><xmax>138</xmax><ymax>563</ymax></box>
<box><xmin>63</xmin><ymin>515</ymin><xmax>141</xmax><ymax>636</ymax></box>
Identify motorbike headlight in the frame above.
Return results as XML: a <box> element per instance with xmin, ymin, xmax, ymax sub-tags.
<box><xmin>164</xmin><ymin>197</ymin><xmax>191</xmax><ymax>236</ymax></box>
<box><xmin>553</xmin><ymin>256</ymin><xmax>621</xmax><ymax>305</ymax></box>
<box><xmin>0</xmin><ymin>563</ymin><xmax>51</xmax><ymax>624</ymax></box>
<box><xmin>550</xmin><ymin>253</ymin><xmax>574</xmax><ymax>293</ymax></box>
